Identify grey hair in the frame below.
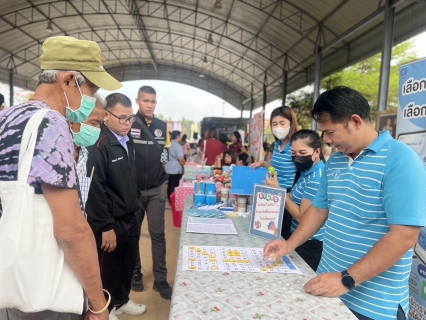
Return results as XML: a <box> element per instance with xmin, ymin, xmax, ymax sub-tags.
<box><xmin>94</xmin><ymin>93</ymin><xmax>106</xmax><ymax>108</ymax></box>
<box><xmin>38</xmin><ymin>70</ymin><xmax>87</xmax><ymax>86</ymax></box>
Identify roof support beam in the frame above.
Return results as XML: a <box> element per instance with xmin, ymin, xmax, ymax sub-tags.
<box><xmin>244</xmin><ymin>0</ymin><xmax>405</xmax><ymax>105</ymax></box>
<box><xmin>226</xmin><ymin>1</ymin><xmax>280</xmax><ymax>87</ymax></box>
<box><xmin>312</xmin><ymin>47</ymin><xmax>322</xmax><ymax>130</ymax></box>
<box><xmin>127</xmin><ymin>0</ymin><xmax>159</xmax><ymax>72</ymax></box>
<box><xmin>378</xmin><ymin>0</ymin><xmax>395</xmax><ymax>112</ymax></box>
<box><xmin>282</xmin><ymin>54</ymin><xmax>289</xmax><ymax>102</ymax></box>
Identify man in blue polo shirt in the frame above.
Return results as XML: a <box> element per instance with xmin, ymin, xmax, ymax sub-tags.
<box><xmin>264</xmin><ymin>86</ymin><xmax>426</xmax><ymax>320</ymax></box>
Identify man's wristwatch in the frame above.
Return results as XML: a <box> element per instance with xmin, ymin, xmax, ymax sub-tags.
<box><xmin>341</xmin><ymin>270</ymin><xmax>355</xmax><ymax>290</ymax></box>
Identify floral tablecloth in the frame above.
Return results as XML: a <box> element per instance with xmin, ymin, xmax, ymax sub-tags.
<box><xmin>169</xmin><ymin>197</ymin><xmax>357</xmax><ymax>320</ymax></box>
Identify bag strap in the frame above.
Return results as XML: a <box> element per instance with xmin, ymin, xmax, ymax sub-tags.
<box><xmin>135</xmin><ymin>116</ymin><xmax>163</xmax><ymax>152</ymax></box>
<box><xmin>17</xmin><ymin>109</ymin><xmax>51</xmax><ymax>182</ymax></box>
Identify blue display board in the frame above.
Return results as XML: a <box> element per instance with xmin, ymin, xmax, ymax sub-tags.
<box><xmin>231</xmin><ymin>166</ymin><xmax>268</xmax><ymax>195</ymax></box>
<box><xmin>398</xmin><ymin>58</ymin><xmax>426</xmax><ymax>166</ymax></box>
<box><xmin>249</xmin><ymin>184</ymin><xmax>285</xmax><ymax>241</ymax></box>
<box><xmin>399</xmin><ymin>58</ymin><xmax>426</xmax><ymax>320</ymax></box>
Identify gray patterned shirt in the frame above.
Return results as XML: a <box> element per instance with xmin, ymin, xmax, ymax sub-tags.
<box><xmin>0</xmin><ymin>101</ymin><xmax>79</xmax><ymax>217</ymax></box>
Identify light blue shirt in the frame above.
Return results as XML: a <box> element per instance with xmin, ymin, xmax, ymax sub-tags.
<box><xmin>165</xmin><ymin>140</ymin><xmax>184</xmax><ymax>174</ymax></box>
<box><xmin>108</xmin><ymin>126</ymin><xmax>129</xmax><ymax>155</ymax></box>
<box><xmin>290</xmin><ymin>161</ymin><xmax>325</xmax><ymax>241</ymax></box>
<box><xmin>312</xmin><ymin>131</ymin><xmax>426</xmax><ymax>319</ymax></box>
<box><xmin>270</xmin><ymin>140</ymin><xmax>297</xmax><ymax>189</ymax></box>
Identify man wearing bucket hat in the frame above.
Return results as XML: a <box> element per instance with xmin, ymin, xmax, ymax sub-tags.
<box><xmin>0</xmin><ymin>36</ymin><xmax>121</xmax><ymax>320</ymax></box>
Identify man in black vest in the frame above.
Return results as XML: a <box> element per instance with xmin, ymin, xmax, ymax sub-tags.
<box><xmin>131</xmin><ymin>86</ymin><xmax>172</xmax><ymax>300</ymax></box>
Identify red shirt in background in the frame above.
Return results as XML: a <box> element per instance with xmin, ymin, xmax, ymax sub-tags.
<box><xmin>229</xmin><ymin>141</ymin><xmax>242</xmax><ymax>154</ymax></box>
<box><xmin>200</xmin><ymin>138</ymin><xmax>227</xmax><ymax>166</ymax></box>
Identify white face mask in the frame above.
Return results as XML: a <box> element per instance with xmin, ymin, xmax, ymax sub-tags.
<box><xmin>272</xmin><ymin>127</ymin><xmax>290</xmax><ymax>140</ymax></box>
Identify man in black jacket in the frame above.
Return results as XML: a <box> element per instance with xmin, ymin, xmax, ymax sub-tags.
<box><xmin>86</xmin><ymin>93</ymin><xmax>146</xmax><ymax>318</ymax></box>
<box><xmin>131</xmin><ymin>86</ymin><xmax>172</xmax><ymax>299</ymax></box>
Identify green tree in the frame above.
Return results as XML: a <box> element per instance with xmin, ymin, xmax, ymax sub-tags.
<box><xmin>286</xmin><ymin>90</ymin><xmax>314</xmax><ymax>130</ymax></box>
<box><xmin>322</xmin><ymin>41</ymin><xmax>417</xmax><ymax>124</ymax></box>
<box><xmin>287</xmin><ymin>40</ymin><xmax>418</xmax><ymax>128</ymax></box>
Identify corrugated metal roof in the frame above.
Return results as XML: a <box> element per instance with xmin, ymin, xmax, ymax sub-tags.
<box><xmin>0</xmin><ymin>0</ymin><xmax>425</xmax><ymax>109</ymax></box>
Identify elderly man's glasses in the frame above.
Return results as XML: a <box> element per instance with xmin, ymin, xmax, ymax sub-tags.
<box><xmin>107</xmin><ymin>110</ymin><xmax>136</xmax><ymax>124</ymax></box>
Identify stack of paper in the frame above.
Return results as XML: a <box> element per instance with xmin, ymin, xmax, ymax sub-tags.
<box><xmin>186</xmin><ymin>217</ymin><xmax>238</xmax><ymax>235</ymax></box>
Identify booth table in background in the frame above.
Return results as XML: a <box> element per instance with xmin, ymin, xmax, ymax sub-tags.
<box><xmin>169</xmin><ymin>197</ymin><xmax>357</xmax><ymax>319</ymax></box>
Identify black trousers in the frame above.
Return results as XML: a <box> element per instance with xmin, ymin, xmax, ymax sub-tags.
<box><xmin>89</xmin><ymin>214</ymin><xmax>138</xmax><ymax>311</ymax></box>
<box><xmin>134</xmin><ymin>185</ymin><xmax>168</xmax><ymax>282</ymax></box>
<box><xmin>167</xmin><ymin>173</ymin><xmax>182</xmax><ymax>201</ymax></box>
<box><xmin>281</xmin><ymin>208</ymin><xmax>293</xmax><ymax>240</ymax></box>
<box><xmin>294</xmin><ymin>238</ymin><xmax>323</xmax><ymax>271</ymax></box>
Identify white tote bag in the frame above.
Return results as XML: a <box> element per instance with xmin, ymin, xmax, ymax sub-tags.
<box><xmin>0</xmin><ymin>109</ymin><xmax>84</xmax><ymax>313</ymax></box>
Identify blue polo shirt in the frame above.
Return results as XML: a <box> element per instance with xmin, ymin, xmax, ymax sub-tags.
<box><xmin>270</xmin><ymin>140</ymin><xmax>297</xmax><ymax>189</ymax></box>
<box><xmin>312</xmin><ymin>130</ymin><xmax>426</xmax><ymax>319</ymax></box>
<box><xmin>290</xmin><ymin>161</ymin><xmax>325</xmax><ymax>241</ymax></box>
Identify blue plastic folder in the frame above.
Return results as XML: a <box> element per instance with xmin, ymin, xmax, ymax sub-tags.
<box><xmin>231</xmin><ymin>167</ymin><xmax>268</xmax><ymax>195</ymax></box>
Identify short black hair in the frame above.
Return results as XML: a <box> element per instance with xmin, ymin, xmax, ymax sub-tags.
<box><xmin>0</xmin><ymin>93</ymin><xmax>4</xmax><ymax>105</ymax></box>
<box><xmin>232</xmin><ymin>131</ymin><xmax>241</xmax><ymax>141</ymax></box>
<box><xmin>291</xmin><ymin>129</ymin><xmax>325</xmax><ymax>162</ymax></box>
<box><xmin>138</xmin><ymin>86</ymin><xmax>156</xmax><ymax>95</ymax></box>
<box><xmin>105</xmin><ymin>93</ymin><xmax>132</xmax><ymax>110</ymax></box>
<box><xmin>171</xmin><ymin>130</ymin><xmax>181</xmax><ymax>140</ymax></box>
<box><xmin>312</xmin><ymin>86</ymin><xmax>371</xmax><ymax>124</ymax></box>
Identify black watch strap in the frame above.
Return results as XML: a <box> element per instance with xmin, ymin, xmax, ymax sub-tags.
<box><xmin>341</xmin><ymin>270</ymin><xmax>355</xmax><ymax>290</ymax></box>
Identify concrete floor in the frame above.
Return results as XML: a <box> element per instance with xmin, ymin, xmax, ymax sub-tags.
<box><xmin>118</xmin><ymin>201</ymin><xmax>180</xmax><ymax>320</ymax></box>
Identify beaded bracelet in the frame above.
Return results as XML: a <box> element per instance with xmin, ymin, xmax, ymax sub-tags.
<box><xmin>88</xmin><ymin>289</ymin><xmax>111</xmax><ymax>314</ymax></box>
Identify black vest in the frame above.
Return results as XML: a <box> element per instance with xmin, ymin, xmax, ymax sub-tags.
<box><xmin>131</xmin><ymin>113</ymin><xmax>168</xmax><ymax>190</ymax></box>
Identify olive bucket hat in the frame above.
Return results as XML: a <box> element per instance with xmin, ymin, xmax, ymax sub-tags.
<box><xmin>40</xmin><ymin>36</ymin><xmax>122</xmax><ymax>91</ymax></box>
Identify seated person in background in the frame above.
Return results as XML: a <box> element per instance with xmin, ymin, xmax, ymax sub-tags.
<box><xmin>214</xmin><ymin>150</ymin><xmax>237</xmax><ymax>174</ymax></box>
<box><xmin>266</xmin><ymin>129</ymin><xmax>325</xmax><ymax>271</ymax></box>
<box><xmin>237</xmin><ymin>146</ymin><xmax>253</xmax><ymax>166</ymax></box>
<box><xmin>224</xmin><ymin>150</ymin><xmax>238</xmax><ymax>165</ymax></box>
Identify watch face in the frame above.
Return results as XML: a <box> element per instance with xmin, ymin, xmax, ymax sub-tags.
<box><xmin>342</xmin><ymin>274</ymin><xmax>355</xmax><ymax>289</ymax></box>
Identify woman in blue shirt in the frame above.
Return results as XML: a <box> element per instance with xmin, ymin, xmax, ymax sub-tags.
<box><xmin>267</xmin><ymin>129</ymin><xmax>326</xmax><ymax>271</ymax></box>
<box><xmin>252</xmin><ymin>106</ymin><xmax>299</xmax><ymax>239</ymax></box>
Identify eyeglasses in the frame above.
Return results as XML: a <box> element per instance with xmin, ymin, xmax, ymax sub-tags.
<box><xmin>107</xmin><ymin>110</ymin><xmax>136</xmax><ymax>124</ymax></box>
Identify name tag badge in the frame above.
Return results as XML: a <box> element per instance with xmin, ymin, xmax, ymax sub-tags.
<box><xmin>131</xmin><ymin>128</ymin><xmax>141</xmax><ymax>138</ymax></box>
